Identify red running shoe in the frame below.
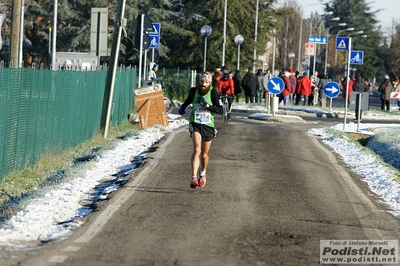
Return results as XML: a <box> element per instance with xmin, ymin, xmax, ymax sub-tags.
<box><xmin>199</xmin><ymin>171</ymin><xmax>206</xmax><ymax>188</ymax></box>
<box><xmin>190</xmin><ymin>176</ymin><xmax>199</xmax><ymax>188</ymax></box>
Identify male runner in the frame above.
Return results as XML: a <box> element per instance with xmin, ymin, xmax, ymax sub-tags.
<box><xmin>179</xmin><ymin>71</ymin><xmax>223</xmax><ymax>188</ymax></box>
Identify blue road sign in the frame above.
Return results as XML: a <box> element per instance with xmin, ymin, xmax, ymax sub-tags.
<box><xmin>149</xmin><ymin>35</ymin><xmax>160</xmax><ymax>48</ymax></box>
<box><xmin>324</xmin><ymin>82</ymin><xmax>340</xmax><ymax>98</ymax></box>
<box><xmin>149</xmin><ymin>23</ymin><xmax>160</xmax><ymax>35</ymax></box>
<box><xmin>308</xmin><ymin>36</ymin><xmax>327</xmax><ymax>44</ymax></box>
<box><xmin>336</xmin><ymin>37</ymin><xmax>349</xmax><ymax>51</ymax></box>
<box><xmin>148</xmin><ymin>23</ymin><xmax>161</xmax><ymax>49</ymax></box>
<box><xmin>267</xmin><ymin>77</ymin><xmax>284</xmax><ymax>95</ymax></box>
<box><xmin>350</xmin><ymin>50</ymin><xmax>364</xmax><ymax>65</ymax></box>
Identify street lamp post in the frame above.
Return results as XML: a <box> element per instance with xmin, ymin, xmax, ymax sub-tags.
<box><xmin>201</xmin><ymin>25</ymin><xmax>212</xmax><ymax>72</ymax></box>
<box><xmin>310</xmin><ymin>11</ymin><xmax>333</xmax><ymax>75</ymax></box>
<box><xmin>297</xmin><ymin>1</ymin><xmax>326</xmax><ymax>72</ymax></box>
<box><xmin>324</xmin><ymin>22</ymin><xmax>346</xmax><ymax>75</ymax></box>
<box><xmin>253</xmin><ymin>0</ymin><xmax>259</xmax><ymax>72</ymax></box>
<box><xmin>234</xmin><ymin>35</ymin><xmax>244</xmax><ymax>70</ymax></box>
<box><xmin>318</xmin><ymin>17</ymin><xmax>339</xmax><ymax>56</ymax></box>
<box><xmin>335</xmin><ymin>27</ymin><xmax>354</xmax><ymax>65</ymax></box>
<box><xmin>309</xmin><ymin>11</ymin><xmax>333</xmax><ymax>36</ymax></box>
<box><xmin>347</xmin><ymin>30</ymin><xmax>363</xmax><ymax>37</ymax></box>
<box><xmin>222</xmin><ymin>0</ymin><xmax>227</xmax><ymax>67</ymax></box>
<box><xmin>288</xmin><ymin>52</ymin><xmax>295</xmax><ymax>69</ymax></box>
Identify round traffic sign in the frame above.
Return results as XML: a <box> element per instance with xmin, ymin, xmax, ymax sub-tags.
<box><xmin>133</xmin><ymin>33</ymin><xmax>150</xmax><ymax>50</ymax></box>
<box><xmin>267</xmin><ymin>77</ymin><xmax>284</xmax><ymax>95</ymax></box>
<box><xmin>324</xmin><ymin>82</ymin><xmax>340</xmax><ymax>98</ymax></box>
<box><xmin>147</xmin><ymin>49</ymin><xmax>159</xmax><ymax>61</ymax></box>
<box><xmin>263</xmin><ymin>74</ymin><xmax>271</xmax><ymax>89</ymax></box>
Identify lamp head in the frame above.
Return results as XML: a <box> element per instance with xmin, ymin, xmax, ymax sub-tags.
<box><xmin>200</xmin><ymin>25</ymin><xmax>212</xmax><ymax>37</ymax></box>
<box><xmin>234</xmin><ymin>34</ymin><xmax>244</xmax><ymax>45</ymax></box>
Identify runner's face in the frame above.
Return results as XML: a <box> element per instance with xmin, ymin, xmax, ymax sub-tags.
<box><xmin>199</xmin><ymin>80</ymin><xmax>211</xmax><ymax>94</ymax></box>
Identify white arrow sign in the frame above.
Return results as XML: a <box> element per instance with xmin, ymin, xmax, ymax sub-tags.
<box><xmin>325</xmin><ymin>86</ymin><xmax>339</xmax><ymax>93</ymax></box>
<box><xmin>270</xmin><ymin>79</ymin><xmax>281</xmax><ymax>91</ymax></box>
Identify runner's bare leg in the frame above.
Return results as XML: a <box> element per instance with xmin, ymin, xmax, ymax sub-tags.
<box><xmin>191</xmin><ymin>132</ymin><xmax>202</xmax><ymax>177</ymax></box>
<box><xmin>200</xmin><ymin>140</ymin><xmax>212</xmax><ymax>174</ymax></box>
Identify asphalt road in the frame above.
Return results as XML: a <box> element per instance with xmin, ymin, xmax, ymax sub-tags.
<box><xmin>3</xmin><ymin>114</ymin><xmax>400</xmax><ymax>266</ymax></box>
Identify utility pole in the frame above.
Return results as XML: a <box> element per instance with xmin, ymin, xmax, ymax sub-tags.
<box><xmin>10</xmin><ymin>0</ymin><xmax>21</xmax><ymax>67</ymax></box>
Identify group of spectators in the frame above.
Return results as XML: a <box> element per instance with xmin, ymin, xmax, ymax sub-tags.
<box><xmin>275</xmin><ymin>69</ymin><xmax>327</xmax><ymax>107</ymax></box>
<box><xmin>211</xmin><ymin>65</ymin><xmax>400</xmax><ymax>115</ymax></box>
<box><xmin>212</xmin><ymin>66</ymin><xmax>272</xmax><ymax>106</ymax></box>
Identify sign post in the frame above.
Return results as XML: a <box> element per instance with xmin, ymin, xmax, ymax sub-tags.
<box><xmin>130</xmin><ymin>9</ymin><xmax>154</xmax><ymax>88</ymax></box>
<box><xmin>267</xmin><ymin>77</ymin><xmax>284</xmax><ymax>114</ymax></box>
<box><xmin>308</xmin><ymin>36</ymin><xmax>327</xmax><ymax>76</ymax></box>
<box><xmin>344</xmin><ymin>37</ymin><xmax>352</xmax><ymax>130</ymax></box>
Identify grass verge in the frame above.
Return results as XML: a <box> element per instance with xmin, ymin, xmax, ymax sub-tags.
<box><xmin>0</xmin><ymin>121</ymin><xmax>141</xmax><ymax>221</ymax></box>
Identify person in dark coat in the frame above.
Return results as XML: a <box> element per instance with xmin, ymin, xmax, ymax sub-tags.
<box><xmin>317</xmin><ymin>73</ymin><xmax>329</xmax><ymax>108</ymax></box>
<box><xmin>233</xmin><ymin>70</ymin><xmax>243</xmax><ymax>103</ymax></box>
<box><xmin>352</xmin><ymin>74</ymin><xmax>369</xmax><ymax>121</ymax></box>
<box><xmin>378</xmin><ymin>75</ymin><xmax>393</xmax><ymax>111</ymax></box>
<box><xmin>241</xmin><ymin>67</ymin><xmax>259</xmax><ymax>103</ymax></box>
<box><xmin>256</xmin><ymin>69</ymin><xmax>265</xmax><ymax>104</ymax></box>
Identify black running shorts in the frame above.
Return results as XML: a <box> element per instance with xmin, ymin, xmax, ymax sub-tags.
<box><xmin>191</xmin><ymin>123</ymin><xmax>215</xmax><ymax>142</ymax></box>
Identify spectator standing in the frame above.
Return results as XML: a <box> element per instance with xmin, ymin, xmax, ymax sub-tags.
<box><xmin>295</xmin><ymin>72</ymin><xmax>312</xmax><ymax>106</ymax></box>
<box><xmin>293</xmin><ymin>70</ymin><xmax>300</xmax><ymax>103</ymax></box>
<box><xmin>394</xmin><ymin>80</ymin><xmax>400</xmax><ymax>110</ymax></box>
<box><xmin>318</xmin><ymin>73</ymin><xmax>329</xmax><ymax>108</ymax></box>
<box><xmin>241</xmin><ymin>67</ymin><xmax>259</xmax><ymax>103</ymax></box>
<box><xmin>212</xmin><ymin>67</ymin><xmax>222</xmax><ymax>89</ymax></box>
<box><xmin>233</xmin><ymin>70</ymin><xmax>243</xmax><ymax>103</ymax></box>
<box><xmin>309</xmin><ymin>75</ymin><xmax>319</xmax><ymax>106</ymax></box>
<box><xmin>378</xmin><ymin>75</ymin><xmax>393</xmax><ymax>111</ymax></box>
<box><xmin>256</xmin><ymin>69</ymin><xmax>265</xmax><ymax>104</ymax></box>
<box><xmin>352</xmin><ymin>74</ymin><xmax>369</xmax><ymax>121</ymax></box>
<box><xmin>341</xmin><ymin>76</ymin><xmax>354</xmax><ymax>104</ymax></box>
<box><xmin>288</xmin><ymin>68</ymin><xmax>296</xmax><ymax>105</ymax></box>
<box><xmin>279</xmin><ymin>70</ymin><xmax>292</xmax><ymax>106</ymax></box>
<box><xmin>148</xmin><ymin>63</ymin><xmax>159</xmax><ymax>81</ymax></box>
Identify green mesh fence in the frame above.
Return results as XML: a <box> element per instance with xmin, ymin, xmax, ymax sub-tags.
<box><xmin>161</xmin><ymin>68</ymin><xmax>196</xmax><ymax>102</ymax></box>
<box><xmin>0</xmin><ymin>66</ymin><xmax>137</xmax><ymax>182</ymax></box>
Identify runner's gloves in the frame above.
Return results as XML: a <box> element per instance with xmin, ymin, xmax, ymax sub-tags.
<box><xmin>179</xmin><ymin>105</ymin><xmax>185</xmax><ymax>115</ymax></box>
<box><xmin>179</xmin><ymin>97</ymin><xmax>208</xmax><ymax>115</ymax></box>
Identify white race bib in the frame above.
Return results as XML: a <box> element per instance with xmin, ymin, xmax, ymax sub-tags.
<box><xmin>194</xmin><ymin>107</ymin><xmax>211</xmax><ymax>124</ymax></box>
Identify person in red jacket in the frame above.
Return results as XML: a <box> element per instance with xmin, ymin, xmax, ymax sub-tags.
<box><xmin>279</xmin><ymin>69</ymin><xmax>292</xmax><ymax>106</ymax></box>
<box><xmin>341</xmin><ymin>76</ymin><xmax>354</xmax><ymax>104</ymax></box>
<box><xmin>295</xmin><ymin>72</ymin><xmax>312</xmax><ymax>106</ymax></box>
<box><xmin>218</xmin><ymin>72</ymin><xmax>235</xmax><ymax>118</ymax></box>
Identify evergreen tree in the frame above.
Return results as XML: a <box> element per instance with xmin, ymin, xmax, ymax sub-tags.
<box><xmin>325</xmin><ymin>0</ymin><xmax>382</xmax><ymax>80</ymax></box>
<box><xmin>171</xmin><ymin>0</ymin><xmax>282</xmax><ymax>72</ymax></box>
<box><xmin>381</xmin><ymin>24</ymin><xmax>400</xmax><ymax>80</ymax></box>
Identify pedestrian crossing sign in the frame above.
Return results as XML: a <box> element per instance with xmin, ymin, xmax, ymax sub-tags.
<box><xmin>336</xmin><ymin>37</ymin><xmax>349</xmax><ymax>51</ymax></box>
